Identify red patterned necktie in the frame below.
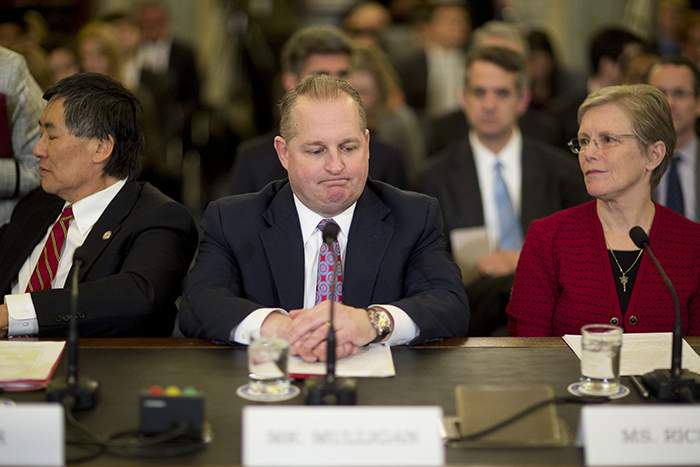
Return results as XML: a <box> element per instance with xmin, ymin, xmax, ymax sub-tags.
<box><xmin>314</xmin><ymin>218</ymin><xmax>343</xmax><ymax>304</ymax></box>
<box><xmin>26</xmin><ymin>206</ymin><xmax>74</xmax><ymax>292</ymax></box>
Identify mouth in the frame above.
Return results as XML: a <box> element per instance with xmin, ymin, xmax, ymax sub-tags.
<box><xmin>584</xmin><ymin>169</ymin><xmax>606</xmax><ymax>176</ymax></box>
<box><xmin>320</xmin><ymin>178</ymin><xmax>349</xmax><ymax>187</ymax></box>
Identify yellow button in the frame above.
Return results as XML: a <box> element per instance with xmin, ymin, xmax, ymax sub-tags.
<box><xmin>165</xmin><ymin>385</ymin><xmax>181</xmax><ymax>396</ymax></box>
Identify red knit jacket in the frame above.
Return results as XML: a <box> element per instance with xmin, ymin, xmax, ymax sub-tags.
<box><xmin>507</xmin><ymin>201</ymin><xmax>700</xmax><ymax>336</ymax></box>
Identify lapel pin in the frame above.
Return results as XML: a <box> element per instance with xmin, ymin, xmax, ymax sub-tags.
<box><xmin>102</xmin><ymin>230</ymin><xmax>112</xmax><ymax>240</ymax></box>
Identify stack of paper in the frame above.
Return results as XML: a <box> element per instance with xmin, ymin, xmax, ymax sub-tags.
<box><xmin>0</xmin><ymin>341</ymin><xmax>65</xmax><ymax>391</ymax></box>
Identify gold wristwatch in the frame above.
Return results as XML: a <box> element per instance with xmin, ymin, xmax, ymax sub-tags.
<box><xmin>366</xmin><ymin>306</ymin><xmax>393</xmax><ymax>344</ymax></box>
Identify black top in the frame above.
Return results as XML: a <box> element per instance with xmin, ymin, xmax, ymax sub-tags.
<box><xmin>608</xmin><ymin>249</ymin><xmax>643</xmax><ymax>315</ymax></box>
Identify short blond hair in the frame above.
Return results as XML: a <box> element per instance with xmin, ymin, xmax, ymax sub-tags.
<box><xmin>578</xmin><ymin>84</ymin><xmax>676</xmax><ymax>190</ymax></box>
<box><xmin>279</xmin><ymin>74</ymin><xmax>367</xmax><ymax>140</ymax></box>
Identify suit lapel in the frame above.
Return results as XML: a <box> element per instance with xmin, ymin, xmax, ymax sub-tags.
<box><xmin>449</xmin><ymin>142</ymin><xmax>484</xmax><ymax>228</ymax></box>
<box><xmin>260</xmin><ymin>184</ymin><xmax>305</xmax><ymax>309</ymax></box>
<box><xmin>520</xmin><ymin>139</ymin><xmax>548</xmax><ymax>229</ymax></box>
<box><xmin>70</xmin><ymin>182</ymin><xmax>142</xmax><ymax>281</ymax></box>
<box><xmin>343</xmin><ymin>185</ymin><xmax>393</xmax><ymax>306</ymax></box>
<box><xmin>0</xmin><ymin>193</ymin><xmax>62</xmax><ymax>294</ymax></box>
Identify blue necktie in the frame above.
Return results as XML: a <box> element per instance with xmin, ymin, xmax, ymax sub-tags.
<box><xmin>666</xmin><ymin>154</ymin><xmax>685</xmax><ymax>216</ymax></box>
<box><xmin>494</xmin><ymin>161</ymin><xmax>523</xmax><ymax>250</ymax></box>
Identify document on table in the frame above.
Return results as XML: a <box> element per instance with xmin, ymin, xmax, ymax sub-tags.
<box><xmin>289</xmin><ymin>343</ymin><xmax>395</xmax><ymax>378</ymax></box>
<box><xmin>563</xmin><ymin>332</ymin><xmax>700</xmax><ymax>375</ymax></box>
<box><xmin>0</xmin><ymin>341</ymin><xmax>65</xmax><ymax>391</ymax></box>
<box><xmin>450</xmin><ymin>227</ymin><xmax>490</xmax><ymax>284</ymax></box>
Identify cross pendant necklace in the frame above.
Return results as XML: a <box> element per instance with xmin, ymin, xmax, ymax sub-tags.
<box><xmin>609</xmin><ymin>248</ymin><xmax>644</xmax><ymax>293</ymax></box>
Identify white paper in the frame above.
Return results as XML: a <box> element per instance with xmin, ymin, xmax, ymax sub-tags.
<box><xmin>0</xmin><ymin>341</ymin><xmax>65</xmax><ymax>389</ymax></box>
<box><xmin>563</xmin><ymin>332</ymin><xmax>700</xmax><ymax>375</ymax></box>
<box><xmin>289</xmin><ymin>343</ymin><xmax>395</xmax><ymax>377</ymax></box>
<box><xmin>0</xmin><ymin>403</ymin><xmax>64</xmax><ymax>466</ymax></box>
<box><xmin>449</xmin><ymin>227</ymin><xmax>490</xmax><ymax>284</ymax></box>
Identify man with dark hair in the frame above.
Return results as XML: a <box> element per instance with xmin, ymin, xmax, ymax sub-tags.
<box><xmin>180</xmin><ymin>74</ymin><xmax>469</xmax><ymax>360</ymax></box>
<box><xmin>229</xmin><ymin>25</ymin><xmax>407</xmax><ymax>195</ymax></box>
<box><xmin>646</xmin><ymin>56</ymin><xmax>700</xmax><ymax>221</ymax></box>
<box><xmin>416</xmin><ymin>47</ymin><xmax>587</xmax><ymax>336</ymax></box>
<box><xmin>0</xmin><ymin>72</ymin><xmax>198</xmax><ymax>338</ymax></box>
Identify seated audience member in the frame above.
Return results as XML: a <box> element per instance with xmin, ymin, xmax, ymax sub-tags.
<box><xmin>0</xmin><ymin>46</ymin><xmax>42</xmax><ymax>225</ymax></box>
<box><xmin>348</xmin><ymin>44</ymin><xmax>426</xmax><ymax>181</ymax></box>
<box><xmin>645</xmin><ymin>56</ymin><xmax>700</xmax><ymax>222</ymax></box>
<box><xmin>416</xmin><ymin>46</ymin><xmax>587</xmax><ymax>336</ymax></box>
<box><xmin>508</xmin><ymin>84</ymin><xmax>700</xmax><ymax>336</ymax></box>
<box><xmin>0</xmin><ymin>73</ymin><xmax>198</xmax><ymax>338</ymax></box>
<box><xmin>230</xmin><ymin>25</ymin><xmax>407</xmax><ymax>194</ymax></box>
<box><xmin>180</xmin><ymin>75</ymin><xmax>469</xmax><ymax>361</ymax></box>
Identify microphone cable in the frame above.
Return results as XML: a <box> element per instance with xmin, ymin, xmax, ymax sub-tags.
<box><xmin>447</xmin><ymin>395</ymin><xmax>610</xmax><ymax>445</ymax></box>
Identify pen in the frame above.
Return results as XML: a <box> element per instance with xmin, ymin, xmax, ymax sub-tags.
<box><xmin>629</xmin><ymin>375</ymin><xmax>650</xmax><ymax>399</ymax></box>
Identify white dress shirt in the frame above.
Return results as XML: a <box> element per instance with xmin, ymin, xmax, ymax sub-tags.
<box><xmin>138</xmin><ymin>40</ymin><xmax>171</xmax><ymax>74</ymax></box>
<box><xmin>5</xmin><ymin>179</ymin><xmax>127</xmax><ymax>336</ymax></box>
<box><xmin>232</xmin><ymin>194</ymin><xmax>419</xmax><ymax>345</ymax></box>
<box><xmin>470</xmin><ymin>129</ymin><xmax>523</xmax><ymax>251</ymax></box>
<box><xmin>426</xmin><ymin>45</ymin><xmax>465</xmax><ymax>117</ymax></box>
<box><xmin>656</xmin><ymin>136</ymin><xmax>697</xmax><ymax>222</ymax></box>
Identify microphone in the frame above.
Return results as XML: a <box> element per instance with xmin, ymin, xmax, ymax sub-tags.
<box><xmin>629</xmin><ymin>226</ymin><xmax>700</xmax><ymax>402</ymax></box>
<box><xmin>304</xmin><ymin>222</ymin><xmax>356</xmax><ymax>405</ymax></box>
<box><xmin>47</xmin><ymin>247</ymin><xmax>100</xmax><ymax>411</ymax></box>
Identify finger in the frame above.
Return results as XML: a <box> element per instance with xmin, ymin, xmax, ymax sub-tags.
<box><xmin>288</xmin><ymin>313</ymin><xmax>328</xmax><ymax>343</ymax></box>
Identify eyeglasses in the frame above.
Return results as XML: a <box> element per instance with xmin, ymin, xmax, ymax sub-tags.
<box><xmin>568</xmin><ymin>133</ymin><xmax>637</xmax><ymax>154</ymax></box>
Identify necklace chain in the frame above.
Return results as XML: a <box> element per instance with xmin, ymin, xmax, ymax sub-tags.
<box><xmin>608</xmin><ymin>247</ymin><xmax>643</xmax><ymax>293</ymax></box>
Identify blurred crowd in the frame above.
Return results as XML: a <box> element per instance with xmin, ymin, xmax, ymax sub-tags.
<box><xmin>4</xmin><ymin>0</ymin><xmax>700</xmax><ymax>208</ymax></box>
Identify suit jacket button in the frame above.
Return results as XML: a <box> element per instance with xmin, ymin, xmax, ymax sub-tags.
<box><xmin>629</xmin><ymin>315</ymin><xmax>638</xmax><ymax>326</ymax></box>
<box><xmin>610</xmin><ymin>317</ymin><xmax>619</xmax><ymax>326</ymax></box>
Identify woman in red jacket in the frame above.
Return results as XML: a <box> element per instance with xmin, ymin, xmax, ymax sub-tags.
<box><xmin>507</xmin><ymin>84</ymin><xmax>700</xmax><ymax>336</ymax></box>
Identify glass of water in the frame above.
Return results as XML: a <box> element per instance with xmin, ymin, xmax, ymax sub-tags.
<box><xmin>577</xmin><ymin>324</ymin><xmax>625</xmax><ymax>397</ymax></box>
<box><xmin>236</xmin><ymin>335</ymin><xmax>299</xmax><ymax>402</ymax></box>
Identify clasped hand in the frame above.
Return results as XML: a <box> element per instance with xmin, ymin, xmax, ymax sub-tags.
<box><xmin>260</xmin><ymin>301</ymin><xmax>377</xmax><ymax>363</ymax></box>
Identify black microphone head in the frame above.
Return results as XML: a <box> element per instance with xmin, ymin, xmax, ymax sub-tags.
<box><xmin>72</xmin><ymin>246</ymin><xmax>87</xmax><ymax>266</ymax></box>
<box><xmin>629</xmin><ymin>226</ymin><xmax>650</xmax><ymax>249</ymax></box>
<box><xmin>322</xmin><ymin>222</ymin><xmax>340</xmax><ymax>244</ymax></box>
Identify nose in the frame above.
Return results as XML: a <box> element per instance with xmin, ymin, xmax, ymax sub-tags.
<box><xmin>33</xmin><ymin>132</ymin><xmax>47</xmax><ymax>158</ymax></box>
<box><xmin>324</xmin><ymin>148</ymin><xmax>345</xmax><ymax>174</ymax></box>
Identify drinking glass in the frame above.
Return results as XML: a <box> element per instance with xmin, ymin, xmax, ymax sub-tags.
<box><xmin>236</xmin><ymin>335</ymin><xmax>299</xmax><ymax>402</ymax></box>
<box><xmin>578</xmin><ymin>324</ymin><xmax>624</xmax><ymax>396</ymax></box>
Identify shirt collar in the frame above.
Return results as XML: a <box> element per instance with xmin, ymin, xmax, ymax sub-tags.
<box><xmin>469</xmin><ymin>128</ymin><xmax>522</xmax><ymax>167</ymax></box>
<box><xmin>293</xmin><ymin>194</ymin><xmax>356</xmax><ymax>244</ymax></box>
<box><xmin>676</xmin><ymin>136</ymin><xmax>697</xmax><ymax>164</ymax></box>
<box><xmin>66</xmin><ymin>179</ymin><xmax>127</xmax><ymax>236</ymax></box>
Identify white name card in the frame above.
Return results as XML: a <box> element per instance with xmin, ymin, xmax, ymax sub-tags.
<box><xmin>0</xmin><ymin>403</ymin><xmax>64</xmax><ymax>466</ymax></box>
<box><xmin>581</xmin><ymin>405</ymin><xmax>700</xmax><ymax>466</ymax></box>
<box><xmin>242</xmin><ymin>406</ymin><xmax>444</xmax><ymax>466</ymax></box>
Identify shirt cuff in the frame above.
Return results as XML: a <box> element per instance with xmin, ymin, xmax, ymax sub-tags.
<box><xmin>5</xmin><ymin>293</ymin><xmax>39</xmax><ymax>336</ymax></box>
<box><xmin>231</xmin><ymin>308</ymin><xmax>288</xmax><ymax>344</ymax></box>
<box><xmin>370</xmin><ymin>304</ymin><xmax>418</xmax><ymax>346</ymax></box>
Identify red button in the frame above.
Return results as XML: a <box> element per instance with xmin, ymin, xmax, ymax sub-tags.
<box><xmin>148</xmin><ymin>385</ymin><xmax>163</xmax><ymax>396</ymax></box>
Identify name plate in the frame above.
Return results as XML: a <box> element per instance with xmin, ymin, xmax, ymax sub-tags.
<box><xmin>242</xmin><ymin>406</ymin><xmax>444</xmax><ymax>466</ymax></box>
<box><xmin>581</xmin><ymin>405</ymin><xmax>700</xmax><ymax>466</ymax></box>
<box><xmin>0</xmin><ymin>403</ymin><xmax>64</xmax><ymax>466</ymax></box>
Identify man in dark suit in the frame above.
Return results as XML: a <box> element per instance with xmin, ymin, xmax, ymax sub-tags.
<box><xmin>646</xmin><ymin>56</ymin><xmax>700</xmax><ymax>222</ymax></box>
<box><xmin>180</xmin><ymin>75</ymin><xmax>469</xmax><ymax>362</ymax></box>
<box><xmin>416</xmin><ymin>47</ymin><xmax>587</xmax><ymax>336</ymax></box>
<box><xmin>0</xmin><ymin>73</ymin><xmax>198</xmax><ymax>338</ymax></box>
<box><xmin>230</xmin><ymin>25</ymin><xmax>407</xmax><ymax>195</ymax></box>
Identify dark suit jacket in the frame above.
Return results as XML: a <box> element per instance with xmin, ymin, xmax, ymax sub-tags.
<box><xmin>0</xmin><ymin>182</ymin><xmax>198</xmax><ymax>337</ymax></box>
<box><xmin>179</xmin><ymin>179</ymin><xmax>470</xmax><ymax>344</ymax></box>
<box><xmin>415</xmin><ymin>137</ymin><xmax>589</xmax><ymax>236</ymax></box>
<box><xmin>425</xmin><ymin>108</ymin><xmax>563</xmax><ymax>156</ymax></box>
<box><xmin>229</xmin><ymin>132</ymin><xmax>408</xmax><ymax>195</ymax></box>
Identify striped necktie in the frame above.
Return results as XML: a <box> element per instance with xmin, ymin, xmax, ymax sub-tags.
<box><xmin>314</xmin><ymin>218</ymin><xmax>343</xmax><ymax>304</ymax></box>
<box><xmin>26</xmin><ymin>206</ymin><xmax>74</xmax><ymax>292</ymax></box>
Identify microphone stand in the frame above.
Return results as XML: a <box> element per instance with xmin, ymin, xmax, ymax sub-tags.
<box><xmin>629</xmin><ymin>227</ymin><xmax>700</xmax><ymax>402</ymax></box>
<box><xmin>47</xmin><ymin>252</ymin><xmax>99</xmax><ymax>411</ymax></box>
<box><xmin>305</xmin><ymin>224</ymin><xmax>356</xmax><ymax>405</ymax></box>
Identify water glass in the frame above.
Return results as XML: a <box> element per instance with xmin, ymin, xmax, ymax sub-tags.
<box><xmin>237</xmin><ymin>335</ymin><xmax>299</xmax><ymax>402</ymax></box>
<box><xmin>579</xmin><ymin>324</ymin><xmax>623</xmax><ymax>396</ymax></box>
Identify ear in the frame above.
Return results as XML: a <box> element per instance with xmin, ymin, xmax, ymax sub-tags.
<box><xmin>93</xmin><ymin>135</ymin><xmax>114</xmax><ymax>165</ymax></box>
<box><xmin>274</xmin><ymin>135</ymin><xmax>289</xmax><ymax>170</ymax></box>
<box><xmin>281</xmin><ymin>72</ymin><xmax>298</xmax><ymax>92</ymax></box>
<box><xmin>517</xmin><ymin>88</ymin><xmax>531</xmax><ymax>116</ymax></box>
<box><xmin>646</xmin><ymin>140</ymin><xmax>666</xmax><ymax>172</ymax></box>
